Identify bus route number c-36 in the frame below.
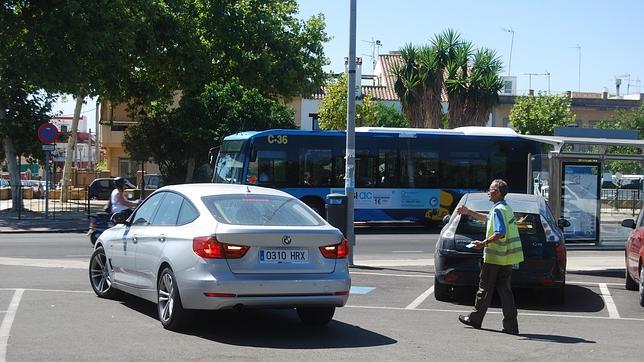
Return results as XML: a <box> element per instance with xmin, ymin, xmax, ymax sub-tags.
<box><xmin>267</xmin><ymin>135</ymin><xmax>288</xmax><ymax>145</ymax></box>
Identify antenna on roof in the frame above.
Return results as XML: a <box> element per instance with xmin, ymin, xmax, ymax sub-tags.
<box><xmin>361</xmin><ymin>37</ymin><xmax>381</xmax><ymax>73</ymax></box>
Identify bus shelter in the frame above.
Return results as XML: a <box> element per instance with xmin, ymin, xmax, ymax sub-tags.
<box><xmin>520</xmin><ymin>131</ymin><xmax>644</xmax><ymax>245</ymax></box>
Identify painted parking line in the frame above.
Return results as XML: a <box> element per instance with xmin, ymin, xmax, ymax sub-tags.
<box><xmin>405</xmin><ymin>286</ymin><xmax>434</xmax><ymax>310</ymax></box>
<box><xmin>0</xmin><ymin>257</ymin><xmax>86</xmax><ymax>269</ymax></box>
<box><xmin>350</xmin><ymin>286</ymin><xmax>376</xmax><ymax>295</ymax></box>
<box><xmin>598</xmin><ymin>283</ymin><xmax>620</xmax><ymax>319</ymax></box>
<box><xmin>0</xmin><ymin>289</ymin><xmax>24</xmax><ymax>362</ymax></box>
<box><xmin>345</xmin><ymin>305</ymin><xmax>644</xmax><ymax>322</ymax></box>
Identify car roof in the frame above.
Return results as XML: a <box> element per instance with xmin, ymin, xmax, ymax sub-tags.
<box><xmin>156</xmin><ymin>183</ymin><xmax>293</xmax><ymax>200</ymax></box>
<box><xmin>460</xmin><ymin>193</ymin><xmax>548</xmax><ymax>214</ymax></box>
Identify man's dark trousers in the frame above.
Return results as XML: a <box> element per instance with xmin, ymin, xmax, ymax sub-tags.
<box><xmin>468</xmin><ymin>263</ymin><xmax>518</xmax><ymax>331</ymax></box>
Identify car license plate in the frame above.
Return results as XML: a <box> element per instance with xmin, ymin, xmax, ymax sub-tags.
<box><xmin>259</xmin><ymin>249</ymin><xmax>309</xmax><ymax>264</ymax></box>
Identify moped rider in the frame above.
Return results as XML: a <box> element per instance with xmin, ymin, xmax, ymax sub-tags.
<box><xmin>110</xmin><ymin>177</ymin><xmax>139</xmax><ymax>217</ymax></box>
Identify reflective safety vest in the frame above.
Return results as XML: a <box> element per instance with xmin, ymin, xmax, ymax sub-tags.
<box><xmin>484</xmin><ymin>202</ymin><xmax>524</xmax><ymax>266</ymax></box>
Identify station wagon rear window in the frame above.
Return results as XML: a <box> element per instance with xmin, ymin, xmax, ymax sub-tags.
<box><xmin>202</xmin><ymin>194</ymin><xmax>325</xmax><ymax>226</ymax></box>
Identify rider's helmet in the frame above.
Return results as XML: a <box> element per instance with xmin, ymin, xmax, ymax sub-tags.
<box><xmin>114</xmin><ymin>177</ymin><xmax>126</xmax><ymax>188</ymax></box>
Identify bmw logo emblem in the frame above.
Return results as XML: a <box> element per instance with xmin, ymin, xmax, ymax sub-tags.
<box><xmin>282</xmin><ymin>235</ymin><xmax>292</xmax><ymax>245</ymax></box>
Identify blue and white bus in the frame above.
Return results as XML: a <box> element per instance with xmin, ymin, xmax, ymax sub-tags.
<box><xmin>212</xmin><ymin>127</ymin><xmax>542</xmax><ymax>224</ymax></box>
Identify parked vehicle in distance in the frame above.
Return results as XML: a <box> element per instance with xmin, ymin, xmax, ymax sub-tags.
<box><xmin>89</xmin><ymin>183</ymin><xmax>351</xmax><ymax>330</ymax></box>
<box><xmin>143</xmin><ymin>174</ymin><xmax>162</xmax><ymax>189</ymax></box>
<box><xmin>621</xmin><ymin>211</ymin><xmax>644</xmax><ymax>307</ymax></box>
<box><xmin>88</xmin><ymin>177</ymin><xmax>136</xmax><ymax>200</ymax></box>
<box><xmin>434</xmin><ymin>193</ymin><xmax>569</xmax><ymax>304</ymax></box>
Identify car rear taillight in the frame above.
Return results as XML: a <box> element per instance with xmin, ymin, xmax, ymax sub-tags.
<box><xmin>555</xmin><ymin>243</ymin><xmax>566</xmax><ymax>266</ymax></box>
<box><xmin>319</xmin><ymin>237</ymin><xmax>350</xmax><ymax>259</ymax></box>
<box><xmin>193</xmin><ymin>236</ymin><xmax>249</xmax><ymax>259</ymax></box>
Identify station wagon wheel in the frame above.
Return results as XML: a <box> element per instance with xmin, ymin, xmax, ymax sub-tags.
<box><xmin>89</xmin><ymin>247</ymin><xmax>117</xmax><ymax>299</ymax></box>
<box><xmin>157</xmin><ymin>267</ymin><xmax>186</xmax><ymax>330</ymax></box>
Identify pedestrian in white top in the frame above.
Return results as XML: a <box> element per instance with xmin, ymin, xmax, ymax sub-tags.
<box><xmin>110</xmin><ymin>177</ymin><xmax>138</xmax><ymax>216</ymax></box>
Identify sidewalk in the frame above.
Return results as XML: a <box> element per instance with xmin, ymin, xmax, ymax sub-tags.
<box><xmin>0</xmin><ymin>210</ymin><xmax>92</xmax><ymax>233</ymax></box>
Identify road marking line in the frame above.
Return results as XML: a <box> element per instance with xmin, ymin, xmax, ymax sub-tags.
<box><xmin>598</xmin><ymin>283</ymin><xmax>620</xmax><ymax>319</ymax></box>
<box><xmin>0</xmin><ymin>288</ymin><xmax>92</xmax><ymax>294</ymax></box>
<box><xmin>345</xmin><ymin>304</ymin><xmax>644</xmax><ymax>322</ymax></box>
<box><xmin>0</xmin><ymin>289</ymin><xmax>24</xmax><ymax>362</ymax></box>
<box><xmin>350</xmin><ymin>286</ymin><xmax>376</xmax><ymax>295</ymax></box>
<box><xmin>0</xmin><ymin>257</ymin><xmax>86</xmax><ymax>269</ymax></box>
<box><xmin>568</xmin><ymin>281</ymin><xmax>622</xmax><ymax>287</ymax></box>
<box><xmin>405</xmin><ymin>286</ymin><xmax>434</xmax><ymax>309</ymax></box>
<box><xmin>391</xmin><ymin>251</ymin><xmax>424</xmax><ymax>253</ymax></box>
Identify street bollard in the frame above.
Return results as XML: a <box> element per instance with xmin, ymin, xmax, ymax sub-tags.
<box><xmin>326</xmin><ymin>193</ymin><xmax>347</xmax><ymax>237</ymax></box>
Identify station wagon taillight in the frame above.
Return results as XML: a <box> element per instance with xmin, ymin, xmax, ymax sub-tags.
<box><xmin>319</xmin><ymin>238</ymin><xmax>349</xmax><ymax>259</ymax></box>
<box><xmin>193</xmin><ymin>236</ymin><xmax>249</xmax><ymax>259</ymax></box>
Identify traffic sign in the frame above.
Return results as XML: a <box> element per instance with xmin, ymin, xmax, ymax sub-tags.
<box><xmin>42</xmin><ymin>144</ymin><xmax>55</xmax><ymax>151</ymax></box>
<box><xmin>37</xmin><ymin>123</ymin><xmax>59</xmax><ymax>144</ymax></box>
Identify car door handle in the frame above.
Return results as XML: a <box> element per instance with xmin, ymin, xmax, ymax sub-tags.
<box><xmin>158</xmin><ymin>235</ymin><xmax>166</xmax><ymax>242</ymax></box>
<box><xmin>132</xmin><ymin>235</ymin><xmax>138</xmax><ymax>243</ymax></box>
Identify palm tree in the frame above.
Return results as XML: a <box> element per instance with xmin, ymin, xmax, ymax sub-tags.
<box><xmin>393</xmin><ymin>44</ymin><xmax>424</xmax><ymax>127</ymax></box>
<box><xmin>463</xmin><ymin>49</ymin><xmax>504</xmax><ymax>127</ymax></box>
<box><xmin>393</xmin><ymin>29</ymin><xmax>504</xmax><ymax>129</ymax></box>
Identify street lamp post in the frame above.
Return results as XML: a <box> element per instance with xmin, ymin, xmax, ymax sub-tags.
<box><xmin>345</xmin><ymin>0</ymin><xmax>357</xmax><ymax>266</ymax></box>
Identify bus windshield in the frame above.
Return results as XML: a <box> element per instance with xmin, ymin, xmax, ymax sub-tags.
<box><xmin>212</xmin><ymin>140</ymin><xmax>246</xmax><ymax>184</ymax></box>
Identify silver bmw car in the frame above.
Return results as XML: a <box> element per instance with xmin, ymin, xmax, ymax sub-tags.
<box><xmin>89</xmin><ymin>184</ymin><xmax>351</xmax><ymax>330</ymax></box>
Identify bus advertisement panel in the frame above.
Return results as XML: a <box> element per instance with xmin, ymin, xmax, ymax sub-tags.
<box><xmin>212</xmin><ymin>127</ymin><xmax>541</xmax><ymax>224</ymax></box>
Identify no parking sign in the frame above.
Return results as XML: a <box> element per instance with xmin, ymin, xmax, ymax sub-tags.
<box><xmin>37</xmin><ymin>123</ymin><xmax>59</xmax><ymax>144</ymax></box>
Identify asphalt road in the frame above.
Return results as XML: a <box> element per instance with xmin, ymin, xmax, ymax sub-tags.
<box><xmin>1</xmin><ymin>231</ymin><xmax>643</xmax><ymax>361</ymax></box>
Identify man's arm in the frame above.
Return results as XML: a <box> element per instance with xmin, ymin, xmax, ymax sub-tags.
<box><xmin>456</xmin><ymin>205</ymin><xmax>487</xmax><ymax>222</ymax></box>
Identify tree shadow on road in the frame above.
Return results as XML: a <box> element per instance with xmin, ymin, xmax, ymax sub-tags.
<box><xmin>118</xmin><ymin>294</ymin><xmax>397</xmax><ymax>349</ymax></box>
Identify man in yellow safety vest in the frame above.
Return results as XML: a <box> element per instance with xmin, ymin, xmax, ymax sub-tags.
<box><xmin>456</xmin><ymin>179</ymin><xmax>524</xmax><ymax>335</ymax></box>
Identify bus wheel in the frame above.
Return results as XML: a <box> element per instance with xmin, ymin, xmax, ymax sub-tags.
<box><xmin>302</xmin><ymin>198</ymin><xmax>325</xmax><ymax>217</ymax></box>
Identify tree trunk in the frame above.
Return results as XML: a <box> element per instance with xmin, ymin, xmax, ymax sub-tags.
<box><xmin>185</xmin><ymin>157</ymin><xmax>195</xmax><ymax>183</ymax></box>
<box><xmin>60</xmin><ymin>91</ymin><xmax>84</xmax><ymax>202</ymax></box>
<box><xmin>3</xmin><ymin>137</ymin><xmax>23</xmax><ymax>211</ymax></box>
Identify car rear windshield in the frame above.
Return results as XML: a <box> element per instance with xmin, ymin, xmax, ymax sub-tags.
<box><xmin>202</xmin><ymin>194</ymin><xmax>325</xmax><ymax>226</ymax></box>
<box><xmin>456</xmin><ymin>212</ymin><xmax>544</xmax><ymax>237</ymax></box>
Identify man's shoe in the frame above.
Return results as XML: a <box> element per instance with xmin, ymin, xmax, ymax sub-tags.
<box><xmin>501</xmin><ymin>328</ymin><xmax>519</xmax><ymax>335</ymax></box>
<box><xmin>458</xmin><ymin>315</ymin><xmax>481</xmax><ymax>329</ymax></box>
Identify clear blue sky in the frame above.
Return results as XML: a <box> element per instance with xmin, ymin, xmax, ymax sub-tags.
<box><xmin>297</xmin><ymin>0</ymin><xmax>643</xmax><ymax>95</ymax></box>
<box><xmin>54</xmin><ymin>0</ymin><xmax>644</xmax><ymax>130</ymax></box>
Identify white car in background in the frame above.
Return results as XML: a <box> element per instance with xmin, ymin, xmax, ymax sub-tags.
<box><xmin>89</xmin><ymin>183</ymin><xmax>351</xmax><ymax>330</ymax></box>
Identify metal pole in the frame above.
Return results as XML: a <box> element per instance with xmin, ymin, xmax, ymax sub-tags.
<box><xmin>508</xmin><ymin>29</ymin><xmax>514</xmax><ymax>76</ymax></box>
<box><xmin>45</xmin><ymin>151</ymin><xmax>49</xmax><ymax>218</ymax></box>
<box><xmin>345</xmin><ymin>0</ymin><xmax>357</xmax><ymax>266</ymax></box>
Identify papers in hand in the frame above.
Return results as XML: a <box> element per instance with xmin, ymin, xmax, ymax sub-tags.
<box><xmin>465</xmin><ymin>242</ymin><xmax>477</xmax><ymax>249</ymax></box>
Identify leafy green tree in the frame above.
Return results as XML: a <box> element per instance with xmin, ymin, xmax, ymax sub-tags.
<box><xmin>509</xmin><ymin>92</ymin><xmax>576</xmax><ymax>135</ymax></box>
<box><xmin>123</xmin><ymin>80</ymin><xmax>296</xmax><ymax>183</ymax></box>
<box><xmin>596</xmin><ymin>105</ymin><xmax>644</xmax><ymax>174</ymax></box>
<box><xmin>1</xmin><ymin>0</ymin><xmax>157</xmax><ymax>201</ymax></box>
<box><xmin>0</xmin><ymin>81</ymin><xmax>55</xmax><ymax>210</ymax></box>
<box><xmin>318</xmin><ymin>74</ymin><xmax>409</xmax><ymax>130</ymax></box>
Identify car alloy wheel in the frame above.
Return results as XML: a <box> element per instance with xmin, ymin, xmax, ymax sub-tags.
<box><xmin>89</xmin><ymin>247</ymin><xmax>117</xmax><ymax>299</ymax></box>
<box><xmin>157</xmin><ymin>267</ymin><xmax>186</xmax><ymax>330</ymax></box>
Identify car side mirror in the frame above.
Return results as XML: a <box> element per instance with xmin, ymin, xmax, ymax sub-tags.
<box><xmin>111</xmin><ymin>211</ymin><xmax>130</xmax><ymax>225</ymax></box>
<box><xmin>621</xmin><ymin>219</ymin><xmax>636</xmax><ymax>229</ymax></box>
<box><xmin>557</xmin><ymin>218</ymin><xmax>570</xmax><ymax>229</ymax></box>
<box><xmin>442</xmin><ymin>215</ymin><xmax>451</xmax><ymax>225</ymax></box>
